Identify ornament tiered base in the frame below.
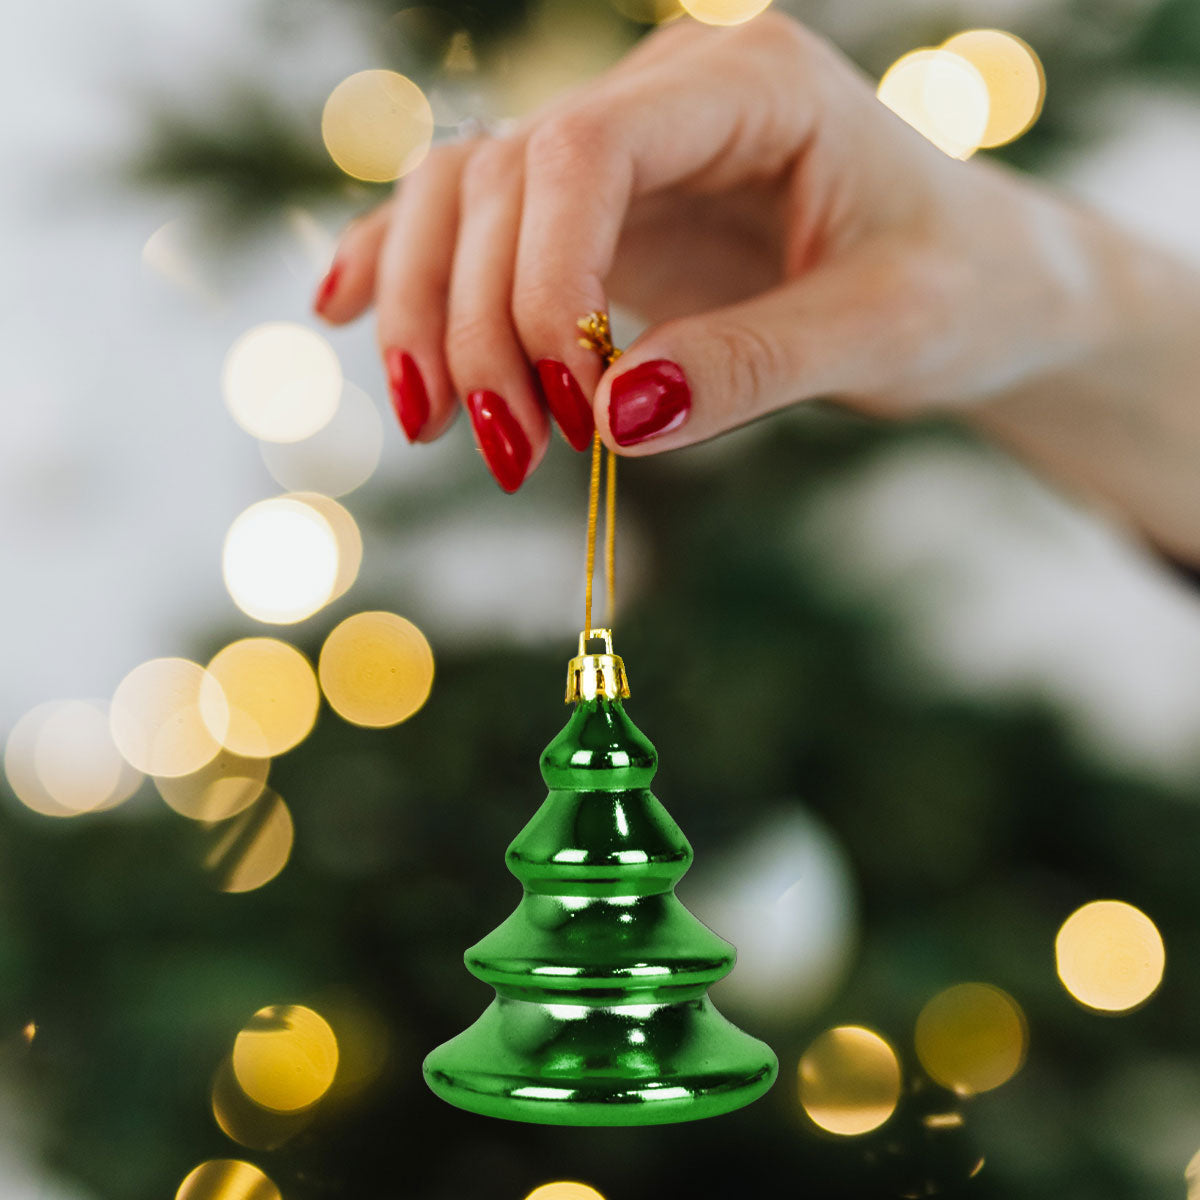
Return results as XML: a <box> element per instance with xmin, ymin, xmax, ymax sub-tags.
<box><xmin>423</xmin><ymin>630</ymin><xmax>777</xmax><ymax>1125</ymax></box>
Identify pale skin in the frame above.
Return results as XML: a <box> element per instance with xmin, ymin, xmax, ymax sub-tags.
<box><xmin>316</xmin><ymin>11</ymin><xmax>1200</xmax><ymax>564</ymax></box>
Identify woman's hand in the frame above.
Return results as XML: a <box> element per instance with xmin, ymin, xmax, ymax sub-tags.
<box><xmin>313</xmin><ymin>11</ymin><xmax>1200</xmax><ymax>566</ymax></box>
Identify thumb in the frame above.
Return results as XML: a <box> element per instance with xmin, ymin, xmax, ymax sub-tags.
<box><xmin>595</xmin><ymin>247</ymin><xmax>919</xmax><ymax>455</ymax></box>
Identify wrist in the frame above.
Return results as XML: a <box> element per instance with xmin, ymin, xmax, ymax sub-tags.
<box><xmin>967</xmin><ymin>194</ymin><xmax>1200</xmax><ymax>561</ymax></box>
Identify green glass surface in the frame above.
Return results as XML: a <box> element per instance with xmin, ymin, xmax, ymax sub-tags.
<box><xmin>423</xmin><ymin>697</ymin><xmax>778</xmax><ymax>1125</ymax></box>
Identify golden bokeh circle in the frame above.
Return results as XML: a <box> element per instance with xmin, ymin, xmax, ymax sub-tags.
<box><xmin>175</xmin><ymin>1156</ymin><xmax>278</xmax><ymax>1200</ymax></box>
<box><xmin>222</xmin><ymin>322</ymin><xmax>342</xmax><ymax>444</ymax></box>
<box><xmin>318</xmin><ymin>611</ymin><xmax>435</xmax><ymax>728</ymax></box>
<box><xmin>318</xmin><ymin>994</ymin><xmax>392</xmax><ymax>1099</ymax></box>
<box><xmin>206</xmin><ymin>638</ymin><xmax>320</xmax><ymax>759</ymax></box>
<box><xmin>175</xmin><ymin>1159</ymin><xmax>281</xmax><ymax>1200</ymax></box>
<box><xmin>680</xmin><ymin>0</ymin><xmax>772</xmax><ymax>26</ymax></box>
<box><xmin>205</xmin><ymin>789</ymin><xmax>295</xmax><ymax>893</ymax></box>
<box><xmin>608</xmin><ymin>0</ymin><xmax>684</xmax><ymax>22</ymax></box>
<box><xmin>155</xmin><ymin>749</ymin><xmax>269</xmax><ymax>822</ymax></box>
<box><xmin>1056</xmin><ymin>899</ymin><xmax>1165</xmax><ymax>1013</ymax></box>
<box><xmin>5</xmin><ymin>700</ymin><xmax>143</xmax><ymax>818</ymax></box>
<box><xmin>233</xmin><ymin>1004</ymin><xmax>340</xmax><ymax>1113</ymax></box>
<box><xmin>211</xmin><ymin>1057</ymin><xmax>315</xmax><ymax>1150</ymax></box>
<box><xmin>322</xmin><ymin>70</ymin><xmax>434</xmax><ymax>183</ymax></box>
<box><xmin>798</xmin><ymin>1025</ymin><xmax>902</xmax><ymax>1136</ymax></box>
<box><xmin>942</xmin><ymin>29</ymin><xmax>1045</xmax><ymax>149</ymax></box>
<box><xmin>34</xmin><ymin>701</ymin><xmax>125</xmax><ymax>814</ymax></box>
<box><xmin>110</xmin><ymin>659</ymin><xmax>229</xmax><ymax>779</ymax></box>
<box><xmin>525</xmin><ymin>1184</ymin><xmax>607</xmax><ymax>1200</ymax></box>
<box><xmin>915</xmin><ymin>982</ymin><xmax>1027</xmax><ymax>1095</ymax></box>
<box><xmin>877</xmin><ymin>48</ymin><xmax>991</xmax><ymax>161</ymax></box>
<box><xmin>223</xmin><ymin>497</ymin><xmax>340</xmax><ymax>625</ymax></box>
<box><xmin>1187</xmin><ymin>1147</ymin><xmax>1200</xmax><ymax>1197</ymax></box>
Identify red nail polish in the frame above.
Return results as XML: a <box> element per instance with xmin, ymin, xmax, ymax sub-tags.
<box><xmin>609</xmin><ymin>360</ymin><xmax>691</xmax><ymax>446</ymax></box>
<box><xmin>385</xmin><ymin>349</ymin><xmax>430</xmax><ymax>442</ymax></box>
<box><xmin>466</xmin><ymin>391</ymin><xmax>531</xmax><ymax>493</ymax></box>
<box><xmin>536</xmin><ymin>360</ymin><xmax>593</xmax><ymax>452</ymax></box>
<box><xmin>313</xmin><ymin>261</ymin><xmax>343</xmax><ymax>315</ymax></box>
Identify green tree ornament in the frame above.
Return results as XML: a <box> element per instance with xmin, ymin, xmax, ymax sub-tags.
<box><xmin>423</xmin><ymin>630</ymin><xmax>778</xmax><ymax>1125</ymax></box>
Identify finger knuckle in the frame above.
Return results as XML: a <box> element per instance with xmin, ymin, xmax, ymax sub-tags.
<box><xmin>735</xmin><ymin>7</ymin><xmax>809</xmax><ymax>52</ymax></box>
<box><xmin>711</xmin><ymin>320</ymin><xmax>787</xmax><ymax>400</ymax></box>
<box><xmin>527</xmin><ymin>109</ymin><xmax>609</xmax><ymax>179</ymax></box>
<box><xmin>444</xmin><ymin>308</ymin><xmax>498</xmax><ymax>366</ymax></box>
<box><xmin>461</xmin><ymin>137</ymin><xmax>522</xmax><ymax>197</ymax></box>
<box><xmin>511</xmin><ymin>279</ymin><xmax>562</xmax><ymax>348</ymax></box>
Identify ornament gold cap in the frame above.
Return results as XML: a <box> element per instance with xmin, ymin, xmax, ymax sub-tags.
<box><xmin>565</xmin><ymin>628</ymin><xmax>630</xmax><ymax>704</ymax></box>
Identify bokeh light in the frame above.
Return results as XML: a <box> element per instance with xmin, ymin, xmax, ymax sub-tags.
<box><xmin>5</xmin><ymin>700</ymin><xmax>142</xmax><ymax>818</ymax></box>
<box><xmin>685</xmin><ymin>809</ymin><xmax>857</xmax><ymax>1022</ymax></box>
<box><xmin>155</xmin><ymin>749</ymin><xmax>269</xmax><ymax>822</ymax></box>
<box><xmin>318</xmin><ymin>611</ymin><xmax>435</xmax><ymax>728</ymax></box>
<box><xmin>1056</xmin><ymin>900</ymin><xmax>1165</xmax><ymax>1012</ymax></box>
<box><xmin>877</xmin><ymin>49</ymin><xmax>991</xmax><ymax>160</ymax></box>
<box><xmin>798</xmin><ymin>1026</ymin><xmax>902</xmax><ymax>1135</ymax></box>
<box><xmin>232</xmin><ymin>1004</ymin><xmax>340</xmax><ymax>1113</ymax></box>
<box><xmin>1187</xmin><ymin>1147</ymin><xmax>1200</xmax><ymax>1199</ymax></box>
<box><xmin>206</xmin><ymin>638</ymin><xmax>319</xmax><ymax>759</ymax></box>
<box><xmin>258</xmin><ymin>381</ymin><xmax>383</xmax><ymax>498</ymax></box>
<box><xmin>680</xmin><ymin>0</ymin><xmax>772</xmax><ymax>26</ymax></box>
<box><xmin>942</xmin><ymin>29</ymin><xmax>1045</xmax><ymax>149</ymax></box>
<box><xmin>222</xmin><ymin>322</ymin><xmax>342</xmax><ymax>443</ymax></box>
<box><xmin>141</xmin><ymin>219</ymin><xmax>213</xmax><ymax>301</ymax></box>
<box><xmin>608</xmin><ymin>0</ymin><xmax>684</xmax><ymax>23</ymax></box>
<box><xmin>915</xmin><ymin>983</ymin><xmax>1028</xmax><ymax>1095</ymax></box>
<box><xmin>442</xmin><ymin>29</ymin><xmax>477</xmax><ymax>75</ymax></box>
<box><xmin>110</xmin><ymin>659</ymin><xmax>229</xmax><ymax>778</ymax></box>
<box><xmin>222</xmin><ymin>497</ymin><xmax>339</xmax><ymax>624</ymax></box>
<box><xmin>322</xmin><ymin>69</ymin><xmax>434</xmax><ymax>183</ymax></box>
<box><xmin>175</xmin><ymin>1159</ymin><xmax>281</xmax><ymax>1200</ymax></box>
<box><xmin>525</xmin><ymin>1184</ymin><xmax>607</xmax><ymax>1200</ymax></box>
<box><xmin>205</xmin><ymin>789</ymin><xmax>294</xmax><ymax>893</ymax></box>
<box><xmin>388</xmin><ymin>6</ymin><xmax>463</xmax><ymax>66</ymax></box>
<box><xmin>211</xmin><ymin>1057</ymin><xmax>315</xmax><ymax>1150</ymax></box>
<box><xmin>290</xmin><ymin>492</ymin><xmax>362</xmax><ymax>602</ymax></box>
<box><xmin>318</xmin><ymin>993</ymin><xmax>393</xmax><ymax>1100</ymax></box>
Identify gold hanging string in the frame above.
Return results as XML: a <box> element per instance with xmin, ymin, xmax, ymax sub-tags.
<box><xmin>605</xmin><ymin>443</ymin><xmax>617</xmax><ymax>623</ymax></box>
<box><xmin>584</xmin><ymin>433</ymin><xmax>602</xmax><ymax>632</ymax></box>
<box><xmin>576</xmin><ymin>312</ymin><xmax>621</xmax><ymax>632</ymax></box>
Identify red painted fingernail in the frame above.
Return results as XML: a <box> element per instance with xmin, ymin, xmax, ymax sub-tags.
<box><xmin>609</xmin><ymin>359</ymin><xmax>691</xmax><ymax>446</ymax></box>
<box><xmin>466</xmin><ymin>390</ymin><xmax>531</xmax><ymax>493</ymax></box>
<box><xmin>384</xmin><ymin>349</ymin><xmax>429</xmax><ymax>442</ymax></box>
<box><xmin>312</xmin><ymin>261</ymin><xmax>343</xmax><ymax>315</ymax></box>
<box><xmin>536</xmin><ymin>359</ymin><xmax>593</xmax><ymax>452</ymax></box>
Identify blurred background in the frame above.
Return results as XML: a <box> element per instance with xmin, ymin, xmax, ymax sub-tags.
<box><xmin>4</xmin><ymin>0</ymin><xmax>1200</xmax><ymax>1197</ymax></box>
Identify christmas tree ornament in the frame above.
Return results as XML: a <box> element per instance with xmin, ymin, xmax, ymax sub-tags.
<box><xmin>423</xmin><ymin>316</ymin><xmax>777</xmax><ymax>1124</ymax></box>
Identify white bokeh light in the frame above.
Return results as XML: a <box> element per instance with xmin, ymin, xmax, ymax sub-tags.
<box><xmin>258</xmin><ymin>382</ymin><xmax>382</xmax><ymax>498</ymax></box>
<box><xmin>682</xmin><ymin>809</ymin><xmax>858</xmax><ymax>1021</ymax></box>
<box><xmin>222</xmin><ymin>322</ymin><xmax>342</xmax><ymax>444</ymax></box>
<box><xmin>222</xmin><ymin>497</ymin><xmax>339</xmax><ymax>624</ymax></box>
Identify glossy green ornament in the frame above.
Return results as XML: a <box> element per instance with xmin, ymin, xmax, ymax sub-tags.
<box><xmin>423</xmin><ymin>631</ymin><xmax>777</xmax><ymax>1125</ymax></box>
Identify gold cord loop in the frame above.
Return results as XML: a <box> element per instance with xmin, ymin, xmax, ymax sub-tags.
<box><xmin>577</xmin><ymin>312</ymin><xmax>621</xmax><ymax>632</ymax></box>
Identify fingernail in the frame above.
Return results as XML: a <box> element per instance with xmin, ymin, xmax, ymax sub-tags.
<box><xmin>609</xmin><ymin>359</ymin><xmax>691</xmax><ymax>446</ymax></box>
<box><xmin>536</xmin><ymin>360</ymin><xmax>593</xmax><ymax>452</ymax></box>
<box><xmin>385</xmin><ymin>349</ymin><xmax>429</xmax><ymax>442</ymax></box>
<box><xmin>312</xmin><ymin>261</ymin><xmax>343</xmax><ymax>315</ymax></box>
<box><xmin>467</xmin><ymin>391</ymin><xmax>531</xmax><ymax>493</ymax></box>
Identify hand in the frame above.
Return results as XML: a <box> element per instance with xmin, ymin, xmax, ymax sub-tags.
<box><xmin>314</xmin><ymin>11</ymin><xmax>1200</xmax><ymax>556</ymax></box>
